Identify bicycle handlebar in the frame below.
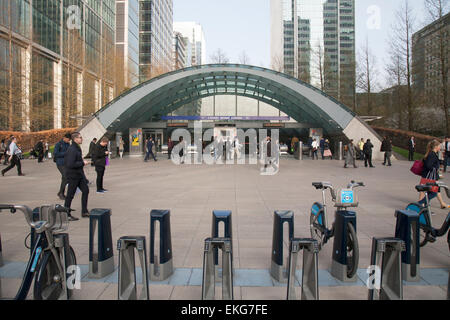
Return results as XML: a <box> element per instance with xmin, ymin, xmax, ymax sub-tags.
<box><xmin>347</xmin><ymin>181</ymin><xmax>365</xmax><ymax>189</ymax></box>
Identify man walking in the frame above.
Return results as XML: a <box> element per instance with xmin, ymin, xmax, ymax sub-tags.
<box><xmin>54</xmin><ymin>133</ymin><xmax>71</xmax><ymax>200</ymax></box>
<box><xmin>408</xmin><ymin>136</ymin><xmax>416</xmax><ymax>162</ymax></box>
<box><xmin>1</xmin><ymin>137</ymin><xmax>25</xmax><ymax>176</ymax></box>
<box><xmin>3</xmin><ymin>135</ymin><xmax>14</xmax><ymax>165</ymax></box>
<box><xmin>311</xmin><ymin>139</ymin><xmax>319</xmax><ymax>160</ymax></box>
<box><xmin>85</xmin><ymin>138</ymin><xmax>97</xmax><ymax>166</ymax></box>
<box><xmin>363</xmin><ymin>139</ymin><xmax>375</xmax><ymax>168</ymax></box>
<box><xmin>344</xmin><ymin>139</ymin><xmax>357</xmax><ymax>168</ymax></box>
<box><xmin>443</xmin><ymin>137</ymin><xmax>450</xmax><ymax>172</ymax></box>
<box><xmin>92</xmin><ymin>137</ymin><xmax>110</xmax><ymax>193</ymax></box>
<box><xmin>64</xmin><ymin>132</ymin><xmax>90</xmax><ymax>220</ymax></box>
<box><xmin>144</xmin><ymin>137</ymin><xmax>157</xmax><ymax>162</ymax></box>
<box><xmin>35</xmin><ymin>139</ymin><xmax>44</xmax><ymax>163</ymax></box>
<box><xmin>381</xmin><ymin>136</ymin><xmax>392</xmax><ymax>166</ymax></box>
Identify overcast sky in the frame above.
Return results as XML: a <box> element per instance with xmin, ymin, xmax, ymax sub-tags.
<box><xmin>173</xmin><ymin>0</ymin><xmax>440</xmax><ymax>89</ymax></box>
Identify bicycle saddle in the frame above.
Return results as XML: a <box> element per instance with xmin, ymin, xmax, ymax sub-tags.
<box><xmin>415</xmin><ymin>185</ymin><xmax>433</xmax><ymax>192</ymax></box>
<box><xmin>312</xmin><ymin>182</ymin><xmax>332</xmax><ymax>190</ymax></box>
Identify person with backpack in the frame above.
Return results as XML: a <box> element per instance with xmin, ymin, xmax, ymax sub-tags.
<box><xmin>363</xmin><ymin>139</ymin><xmax>375</xmax><ymax>168</ymax></box>
<box><xmin>54</xmin><ymin>133</ymin><xmax>71</xmax><ymax>200</ymax></box>
<box><xmin>381</xmin><ymin>136</ymin><xmax>392</xmax><ymax>166</ymax></box>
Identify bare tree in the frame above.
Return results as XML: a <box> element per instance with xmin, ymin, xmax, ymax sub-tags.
<box><xmin>238</xmin><ymin>51</ymin><xmax>251</xmax><ymax>65</ymax></box>
<box><xmin>424</xmin><ymin>0</ymin><xmax>449</xmax><ymax>134</ymax></box>
<box><xmin>390</xmin><ymin>0</ymin><xmax>416</xmax><ymax>131</ymax></box>
<box><xmin>271</xmin><ymin>54</ymin><xmax>284</xmax><ymax>72</ymax></box>
<box><xmin>356</xmin><ymin>38</ymin><xmax>379</xmax><ymax>115</ymax></box>
<box><xmin>210</xmin><ymin>48</ymin><xmax>230</xmax><ymax>64</ymax></box>
<box><xmin>313</xmin><ymin>43</ymin><xmax>325</xmax><ymax>91</ymax></box>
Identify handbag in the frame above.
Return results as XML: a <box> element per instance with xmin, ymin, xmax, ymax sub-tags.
<box><xmin>324</xmin><ymin>149</ymin><xmax>332</xmax><ymax>157</ymax></box>
<box><xmin>105</xmin><ymin>157</ymin><xmax>109</xmax><ymax>166</ymax></box>
<box><xmin>420</xmin><ymin>168</ymin><xmax>439</xmax><ymax>193</ymax></box>
<box><xmin>410</xmin><ymin>160</ymin><xmax>423</xmax><ymax>176</ymax></box>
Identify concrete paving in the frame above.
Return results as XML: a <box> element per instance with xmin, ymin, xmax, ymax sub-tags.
<box><xmin>0</xmin><ymin>154</ymin><xmax>448</xmax><ymax>300</ymax></box>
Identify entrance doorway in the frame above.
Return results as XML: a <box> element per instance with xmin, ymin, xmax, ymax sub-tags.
<box><xmin>144</xmin><ymin>130</ymin><xmax>164</xmax><ymax>152</ymax></box>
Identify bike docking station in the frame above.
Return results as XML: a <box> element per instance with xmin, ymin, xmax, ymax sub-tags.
<box><xmin>212</xmin><ymin>210</ymin><xmax>233</xmax><ymax>279</ymax></box>
<box><xmin>330</xmin><ymin>188</ymin><xmax>360</xmax><ymax>282</ymax></box>
<box><xmin>395</xmin><ymin>210</ymin><xmax>420</xmax><ymax>282</ymax></box>
<box><xmin>368</xmin><ymin>237</ymin><xmax>405</xmax><ymax>300</ymax></box>
<box><xmin>117</xmin><ymin>236</ymin><xmax>150</xmax><ymax>300</ymax></box>
<box><xmin>286</xmin><ymin>238</ymin><xmax>319</xmax><ymax>300</ymax></box>
<box><xmin>149</xmin><ymin>210</ymin><xmax>173</xmax><ymax>281</ymax></box>
<box><xmin>89</xmin><ymin>209</ymin><xmax>114</xmax><ymax>279</ymax></box>
<box><xmin>270</xmin><ymin>210</ymin><xmax>294</xmax><ymax>283</ymax></box>
<box><xmin>202</xmin><ymin>237</ymin><xmax>234</xmax><ymax>300</ymax></box>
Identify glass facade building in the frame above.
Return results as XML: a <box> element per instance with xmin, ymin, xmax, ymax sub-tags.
<box><xmin>271</xmin><ymin>0</ymin><xmax>355</xmax><ymax>106</ymax></box>
<box><xmin>116</xmin><ymin>0</ymin><xmax>139</xmax><ymax>94</ymax></box>
<box><xmin>0</xmin><ymin>0</ymin><xmax>115</xmax><ymax>131</ymax></box>
<box><xmin>139</xmin><ymin>0</ymin><xmax>173</xmax><ymax>82</ymax></box>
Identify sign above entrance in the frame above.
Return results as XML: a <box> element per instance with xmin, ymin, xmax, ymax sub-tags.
<box><xmin>161</xmin><ymin>116</ymin><xmax>291</xmax><ymax>121</ymax></box>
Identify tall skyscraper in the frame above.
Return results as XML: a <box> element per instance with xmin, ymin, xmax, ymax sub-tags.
<box><xmin>173</xmin><ymin>32</ymin><xmax>187</xmax><ymax>70</ymax></box>
<box><xmin>116</xmin><ymin>0</ymin><xmax>140</xmax><ymax>94</ymax></box>
<box><xmin>271</xmin><ymin>0</ymin><xmax>355</xmax><ymax>105</ymax></box>
<box><xmin>0</xmin><ymin>0</ymin><xmax>116</xmax><ymax>131</ymax></box>
<box><xmin>139</xmin><ymin>0</ymin><xmax>173</xmax><ymax>82</ymax></box>
<box><xmin>173</xmin><ymin>22</ymin><xmax>206</xmax><ymax>66</ymax></box>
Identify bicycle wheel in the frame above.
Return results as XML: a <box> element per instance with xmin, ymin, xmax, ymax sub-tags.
<box><xmin>346</xmin><ymin>222</ymin><xmax>359</xmax><ymax>278</ymax></box>
<box><xmin>310</xmin><ymin>204</ymin><xmax>326</xmax><ymax>249</ymax></box>
<box><xmin>33</xmin><ymin>246</ymin><xmax>77</xmax><ymax>300</ymax></box>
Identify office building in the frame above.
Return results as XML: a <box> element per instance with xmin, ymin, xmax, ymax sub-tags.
<box><xmin>0</xmin><ymin>0</ymin><xmax>115</xmax><ymax>131</ymax></box>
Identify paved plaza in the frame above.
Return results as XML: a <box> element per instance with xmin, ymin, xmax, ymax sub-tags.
<box><xmin>0</xmin><ymin>154</ymin><xmax>448</xmax><ymax>300</ymax></box>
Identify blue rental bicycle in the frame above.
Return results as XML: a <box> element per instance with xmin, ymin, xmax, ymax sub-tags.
<box><xmin>0</xmin><ymin>204</ymin><xmax>77</xmax><ymax>300</ymax></box>
<box><xmin>405</xmin><ymin>182</ymin><xmax>450</xmax><ymax>249</ymax></box>
<box><xmin>309</xmin><ymin>180</ymin><xmax>365</xmax><ymax>278</ymax></box>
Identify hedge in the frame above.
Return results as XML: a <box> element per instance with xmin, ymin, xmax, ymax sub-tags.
<box><xmin>0</xmin><ymin>128</ymin><xmax>76</xmax><ymax>152</ymax></box>
<box><xmin>371</xmin><ymin>126</ymin><xmax>440</xmax><ymax>155</ymax></box>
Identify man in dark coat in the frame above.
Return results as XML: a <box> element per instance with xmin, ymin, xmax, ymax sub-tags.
<box><xmin>54</xmin><ymin>133</ymin><xmax>71</xmax><ymax>200</ymax></box>
<box><xmin>144</xmin><ymin>137</ymin><xmax>157</xmax><ymax>162</ymax></box>
<box><xmin>92</xmin><ymin>137</ymin><xmax>110</xmax><ymax>193</ymax></box>
<box><xmin>35</xmin><ymin>139</ymin><xmax>44</xmax><ymax>163</ymax></box>
<box><xmin>363</xmin><ymin>139</ymin><xmax>375</xmax><ymax>168</ymax></box>
<box><xmin>408</xmin><ymin>136</ymin><xmax>416</xmax><ymax>162</ymax></box>
<box><xmin>85</xmin><ymin>138</ymin><xmax>97</xmax><ymax>166</ymax></box>
<box><xmin>381</xmin><ymin>136</ymin><xmax>392</xmax><ymax>166</ymax></box>
<box><xmin>64</xmin><ymin>132</ymin><xmax>90</xmax><ymax>220</ymax></box>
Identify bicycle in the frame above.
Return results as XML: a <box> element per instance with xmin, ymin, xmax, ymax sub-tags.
<box><xmin>405</xmin><ymin>182</ymin><xmax>450</xmax><ymax>249</ymax></box>
<box><xmin>309</xmin><ymin>180</ymin><xmax>365</xmax><ymax>278</ymax></box>
<box><xmin>0</xmin><ymin>204</ymin><xmax>77</xmax><ymax>300</ymax></box>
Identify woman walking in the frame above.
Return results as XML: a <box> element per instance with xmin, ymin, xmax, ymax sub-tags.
<box><xmin>418</xmin><ymin>140</ymin><xmax>450</xmax><ymax>209</ymax></box>
<box><xmin>118</xmin><ymin>137</ymin><xmax>125</xmax><ymax>159</ymax></box>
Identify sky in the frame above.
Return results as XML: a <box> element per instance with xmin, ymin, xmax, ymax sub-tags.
<box><xmin>173</xmin><ymin>0</ymin><xmax>432</xmax><ymax>88</ymax></box>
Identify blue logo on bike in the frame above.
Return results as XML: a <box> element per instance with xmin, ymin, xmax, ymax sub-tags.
<box><xmin>31</xmin><ymin>247</ymin><xmax>42</xmax><ymax>272</ymax></box>
<box><xmin>341</xmin><ymin>190</ymin><xmax>354</xmax><ymax>204</ymax></box>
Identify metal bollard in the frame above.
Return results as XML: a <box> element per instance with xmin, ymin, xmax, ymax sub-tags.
<box><xmin>368</xmin><ymin>238</ymin><xmax>405</xmax><ymax>300</ymax></box>
<box><xmin>270</xmin><ymin>210</ymin><xmax>294</xmax><ymax>283</ymax></box>
<box><xmin>149</xmin><ymin>210</ymin><xmax>173</xmax><ymax>281</ymax></box>
<box><xmin>286</xmin><ymin>239</ymin><xmax>319</xmax><ymax>300</ymax></box>
<box><xmin>395</xmin><ymin>210</ymin><xmax>420</xmax><ymax>282</ymax></box>
<box><xmin>89</xmin><ymin>209</ymin><xmax>114</xmax><ymax>278</ymax></box>
<box><xmin>117</xmin><ymin>236</ymin><xmax>149</xmax><ymax>300</ymax></box>
<box><xmin>202</xmin><ymin>237</ymin><xmax>233</xmax><ymax>300</ymax></box>
<box><xmin>212</xmin><ymin>210</ymin><xmax>232</xmax><ymax>278</ymax></box>
<box><xmin>331</xmin><ymin>210</ymin><xmax>358</xmax><ymax>282</ymax></box>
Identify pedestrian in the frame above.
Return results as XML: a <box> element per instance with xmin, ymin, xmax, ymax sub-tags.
<box><xmin>363</xmin><ymin>139</ymin><xmax>375</xmax><ymax>168</ymax></box>
<box><xmin>168</xmin><ymin>137</ymin><xmax>174</xmax><ymax>159</ymax></box>
<box><xmin>381</xmin><ymin>136</ymin><xmax>392</xmax><ymax>166</ymax></box>
<box><xmin>1</xmin><ymin>137</ymin><xmax>25</xmax><ymax>176</ymax></box>
<box><xmin>323</xmin><ymin>139</ymin><xmax>332</xmax><ymax>159</ymax></box>
<box><xmin>264</xmin><ymin>137</ymin><xmax>272</xmax><ymax>169</ymax></box>
<box><xmin>291</xmin><ymin>136</ymin><xmax>299</xmax><ymax>154</ymax></box>
<box><xmin>35</xmin><ymin>139</ymin><xmax>44</xmax><ymax>163</ymax></box>
<box><xmin>418</xmin><ymin>140</ymin><xmax>450</xmax><ymax>209</ymax></box>
<box><xmin>144</xmin><ymin>137</ymin><xmax>157</xmax><ymax>162</ymax></box>
<box><xmin>118</xmin><ymin>137</ymin><xmax>125</xmax><ymax>159</ymax></box>
<box><xmin>92</xmin><ymin>137</ymin><xmax>110</xmax><ymax>194</ymax></box>
<box><xmin>64</xmin><ymin>132</ymin><xmax>90</xmax><ymax>220</ymax></box>
<box><xmin>358</xmin><ymin>138</ymin><xmax>365</xmax><ymax>160</ymax></box>
<box><xmin>0</xmin><ymin>139</ymin><xmax>5</xmax><ymax>164</ymax></box>
<box><xmin>44</xmin><ymin>140</ymin><xmax>49</xmax><ymax>159</ymax></box>
<box><xmin>408</xmin><ymin>136</ymin><xmax>416</xmax><ymax>162</ymax></box>
<box><xmin>85</xmin><ymin>138</ymin><xmax>97</xmax><ymax>166</ymax></box>
<box><xmin>319</xmin><ymin>137</ymin><xmax>325</xmax><ymax>160</ymax></box>
<box><xmin>344</xmin><ymin>139</ymin><xmax>357</xmax><ymax>168</ymax></box>
<box><xmin>54</xmin><ymin>133</ymin><xmax>71</xmax><ymax>200</ymax></box>
<box><xmin>311</xmin><ymin>139</ymin><xmax>319</xmax><ymax>160</ymax></box>
<box><xmin>3</xmin><ymin>135</ymin><xmax>14</xmax><ymax>165</ymax></box>
<box><xmin>443</xmin><ymin>137</ymin><xmax>450</xmax><ymax>172</ymax></box>
<box><xmin>179</xmin><ymin>136</ymin><xmax>186</xmax><ymax>164</ymax></box>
